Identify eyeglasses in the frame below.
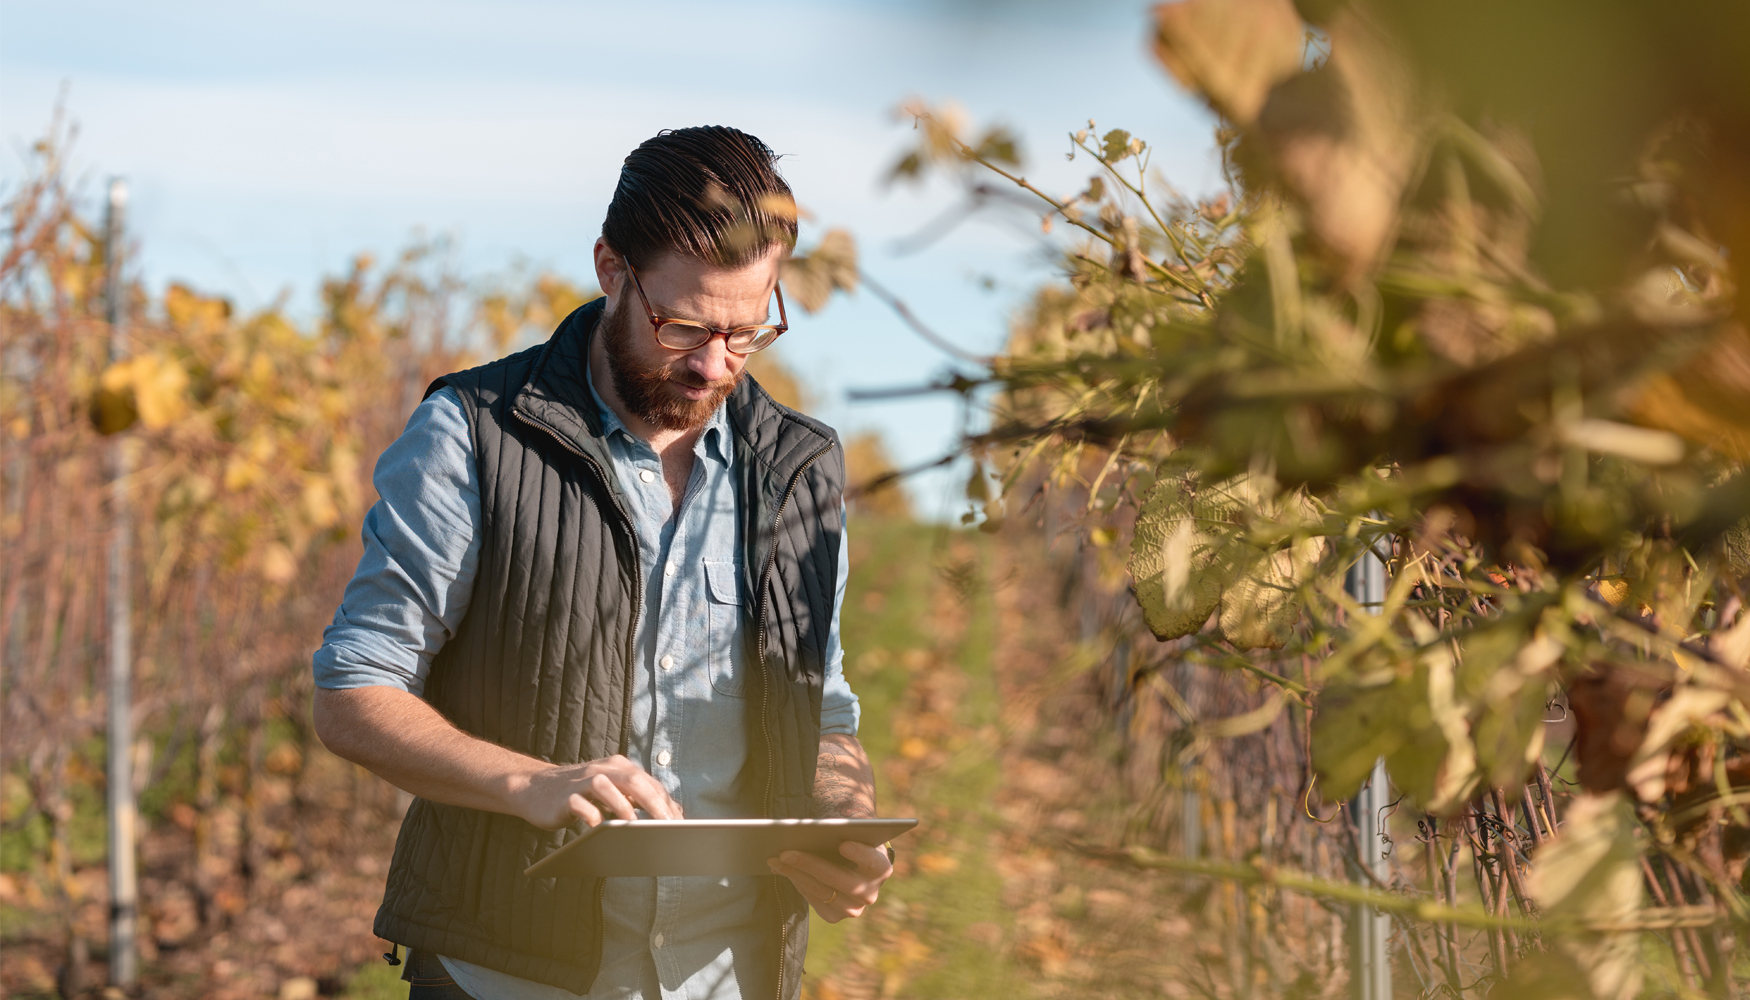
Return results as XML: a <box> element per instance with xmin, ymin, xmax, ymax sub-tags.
<box><xmin>623</xmin><ymin>260</ymin><xmax>787</xmax><ymax>355</ymax></box>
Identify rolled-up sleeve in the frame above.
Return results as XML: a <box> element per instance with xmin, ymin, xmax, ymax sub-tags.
<box><xmin>312</xmin><ymin>388</ymin><xmax>481</xmax><ymax>697</ymax></box>
<box><xmin>818</xmin><ymin>505</ymin><xmax>860</xmax><ymax>737</ymax></box>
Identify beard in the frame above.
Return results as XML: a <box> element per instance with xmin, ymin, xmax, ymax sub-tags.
<box><xmin>599</xmin><ymin>293</ymin><xmax>742</xmax><ymax>432</ymax></box>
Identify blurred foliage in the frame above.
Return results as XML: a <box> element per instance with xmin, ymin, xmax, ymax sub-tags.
<box><xmin>877</xmin><ymin>0</ymin><xmax>1750</xmax><ymax>993</ymax></box>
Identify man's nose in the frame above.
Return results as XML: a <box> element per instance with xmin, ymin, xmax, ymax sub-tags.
<box><xmin>687</xmin><ymin>338</ymin><xmax>734</xmax><ymax>383</ymax></box>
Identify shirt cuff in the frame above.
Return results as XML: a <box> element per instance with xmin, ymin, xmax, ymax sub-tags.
<box><xmin>312</xmin><ymin>626</ymin><xmax>426</xmax><ymax>696</ymax></box>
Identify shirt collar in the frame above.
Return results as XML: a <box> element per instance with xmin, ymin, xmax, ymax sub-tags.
<box><xmin>584</xmin><ymin>364</ymin><xmax>734</xmax><ymax>469</ymax></box>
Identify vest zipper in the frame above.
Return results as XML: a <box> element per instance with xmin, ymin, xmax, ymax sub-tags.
<box><xmin>511</xmin><ymin>406</ymin><xmax>644</xmax><ymax>985</ymax></box>
<box><xmin>754</xmin><ymin>441</ymin><xmax>832</xmax><ymax>812</ymax></box>
<box><xmin>754</xmin><ymin>441</ymin><xmax>832</xmax><ymax>1000</ymax></box>
<box><xmin>511</xmin><ymin>406</ymin><xmax>645</xmax><ymax>756</ymax></box>
<box><xmin>518</xmin><ymin>403</ymin><xmax>830</xmax><ymax>1000</ymax></box>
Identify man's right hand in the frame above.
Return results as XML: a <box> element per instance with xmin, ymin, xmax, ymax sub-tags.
<box><xmin>314</xmin><ymin>686</ymin><xmax>682</xmax><ymax>831</ymax></box>
<box><xmin>513</xmin><ymin>754</ymin><xmax>682</xmax><ymax>829</ymax></box>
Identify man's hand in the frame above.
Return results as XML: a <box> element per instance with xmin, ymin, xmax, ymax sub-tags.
<box><xmin>514</xmin><ymin>754</ymin><xmax>682</xmax><ymax>830</ymax></box>
<box><xmin>767</xmin><ymin>842</ymin><xmax>892</xmax><ymax>923</ymax></box>
<box><xmin>767</xmin><ymin>733</ymin><xmax>892</xmax><ymax>920</ymax></box>
<box><xmin>313</xmin><ymin>686</ymin><xmax>681</xmax><ymax>829</ymax></box>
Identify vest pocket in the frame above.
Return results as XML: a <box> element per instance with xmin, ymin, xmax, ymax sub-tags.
<box><xmin>703</xmin><ymin>561</ymin><xmax>746</xmax><ymax>697</ymax></box>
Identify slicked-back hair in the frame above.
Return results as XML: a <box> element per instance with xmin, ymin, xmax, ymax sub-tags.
<box><xmin>602</xmin><ymin>126</ymin><xmax>797</xmax><ymax>271</ymax></box>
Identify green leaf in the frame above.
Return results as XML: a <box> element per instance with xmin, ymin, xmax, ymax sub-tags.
<box><xmin>973</xmin><ymin>128</ymin><xmax>1020</xmax><ymax>166</ymax></box>
<box><xmin>1316</xmin><ymin>643</ymin><xmax>1479</xmax><ymax>812</ymax></box>
<box><xmin>887</xmin><ymin>151</ymin><xmax>923</xmax><ymax>184</ymax></box>
<box><xmin>1215</xmin><ymin>483</ymin><xmax>1326</xmax><ymax>650</ymax></box>
<box><xmin>1128</xmin><ymin>470</ymin><xmax>1234</xmax><ymax>640</ymax></box>
<box><xmin>1311</xmin><ymin>677</ymin><xmax>1417</xmax><ymax>800</ymax></box>
<box><xmin>1100</xmin><ymin>129</ymin><xmax>1133</xmax><ymax>163</ymax></box>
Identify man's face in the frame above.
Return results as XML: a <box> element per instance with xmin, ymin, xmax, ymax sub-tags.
<box><xmin>595</xmin><ymin>244</ymin><xmax>783</xmax><ymax>432</ymax></box>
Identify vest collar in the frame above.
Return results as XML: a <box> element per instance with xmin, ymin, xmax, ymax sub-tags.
<box><xmin>510</xmin><ymin>296</ymin><xmax>612</xmax><ymax>463</ymax></box>
<box><xmin>512</xmin><ymin>296</ymin><xmax>836</xmax><ymax>493</ymax></box>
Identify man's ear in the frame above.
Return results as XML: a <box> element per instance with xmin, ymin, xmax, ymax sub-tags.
<box><xmin>593</xmin><ymin>238</ymin><xmax>625</xmax><ymax>298</ymax></box>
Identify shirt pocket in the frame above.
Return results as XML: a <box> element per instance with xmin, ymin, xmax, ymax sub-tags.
<box><xmin>703</xmin><ymin>560</ymin><xmax>746</xmax><ymax>698</ymax></box>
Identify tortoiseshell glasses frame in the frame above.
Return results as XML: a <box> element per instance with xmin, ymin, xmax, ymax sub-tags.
<box><xmin>623</xmin><ymin>259</ymin><xmax>787</xmax><ymax>355</ymax></box>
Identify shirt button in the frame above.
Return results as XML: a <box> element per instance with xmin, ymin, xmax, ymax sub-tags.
<box><xmin>656</xmin><ymin>750</ymin><xmax>672</xmax><ymax>767</ymax></box>
<box><xmin>653</xmin><ymin>933</ymin><xmax>665</xmax><ymax>948</ymax></box>
<box><xmin>664</xmin><ymin>561</ymin><xmax>676</xmax><ymax>577</ymax></box>
<box><xmin>638</xmin><ymin>469</ymin><xmax>655</xmax><ymax>484</ymax></box>
<box><xmin>659</xmin><ymin>655</ymin><xmax>674</xmax><ymax>671</ymax></box>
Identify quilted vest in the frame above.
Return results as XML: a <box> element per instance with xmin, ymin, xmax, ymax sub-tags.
<box><xmin>371</xmin><ymin>297</ymin><xmax>844</xmax><ymax>998</ymax></box>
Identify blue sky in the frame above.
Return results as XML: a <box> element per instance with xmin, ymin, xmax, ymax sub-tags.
<box><xmin>1</xmin><ymin>0</ymin><xmax>1216</xmax><ymax>514</ymax></box>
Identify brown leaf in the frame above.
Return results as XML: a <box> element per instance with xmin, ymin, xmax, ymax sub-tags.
<box><xmin>1245</xmin><ymin>7</ymin><xmax>1425</xmax><ymax>280</ymax></box>
<box><xmin>1152</xmin><ymin>0</ymin><xmax>1306</xmax><ymax>127</ymax></box>
<box><xmin>1567</xmin><ymin>663</ymin><xmax>1659</xmax><ymax>793</ymax></box>
<box><xmin>1629</xmin><ymin>323</ymin><xmax>1750</xmax><ymax>460</ymax></box>
<box><xmin>781</xmin><ymin>229</ymin><xmax>858</xmax><ymax>314</ymax></box>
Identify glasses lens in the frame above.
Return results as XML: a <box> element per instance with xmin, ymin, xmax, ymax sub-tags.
<box><xmin>654</xmin><ymin>321</ymin><xmax>711</xmax><ymax>351</ymax></box>
<box><xmin>726</xmin><ymin>327</ymin><xmax>780</xmax><ymax>354</ymax></box>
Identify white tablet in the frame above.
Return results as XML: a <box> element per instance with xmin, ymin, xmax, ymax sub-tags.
<box><xmin>523</xmin><ymin>818</ymin><xmax>919</xmax><ymax>878</ymax></box>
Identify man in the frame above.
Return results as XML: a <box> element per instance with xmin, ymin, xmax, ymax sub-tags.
<box><xmin>312</xmin><ymin>126</ymin><xmax>890</xmax><ymax>1000</ymax></box>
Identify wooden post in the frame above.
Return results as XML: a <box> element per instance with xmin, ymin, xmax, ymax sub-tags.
<box><xmin>103</xmin><ymin>177</ymin><xmax>139</xmax><ymax>990</ymax></box>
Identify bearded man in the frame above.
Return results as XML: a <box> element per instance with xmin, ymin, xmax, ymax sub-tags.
<box><xmin>311</xmin><ymin>126</ymin><xmax>889</xmax><ymax>1000</ymax></box>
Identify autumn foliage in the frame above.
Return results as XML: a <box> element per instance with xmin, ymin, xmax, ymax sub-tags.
<box><xmin>886</xmin><ymin>0</ymin><xmax>1750</xmax><ymax>995</ymax></box>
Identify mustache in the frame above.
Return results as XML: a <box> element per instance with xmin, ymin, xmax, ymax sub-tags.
<box><xmin>657</xmin><ymin>367</ymin><xmax>738</xmax><ymax>392</ymax></box>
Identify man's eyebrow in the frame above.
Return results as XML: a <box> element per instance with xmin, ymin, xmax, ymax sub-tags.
<box><xmin>652</xmin><ymin>298</ymin><xmax>774</xmax><ymax>328</ymax></box>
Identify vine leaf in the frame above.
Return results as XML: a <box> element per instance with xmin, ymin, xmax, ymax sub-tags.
<box><xmin>1312</xmin><ymin>647</ymin><xmax>1480</xmax><ymax>811</ymax></box>
<box><xmin>1151</xmin><ymin>0</ymin><xmax>1305</xmax><ymax>127</ymax></box>
<box><xmin>1129</xmin><ymin>470</ymin><xmax>1325</xmax><ymax>651</ymax></box>
<box><xmin>1526</xmin><ymin>791</ymin><xmax>1644</xmax><ymax>1000</ymax></box>
<box><xmin>1216</xmin><ymin>484</ymin><xmax>1326</xmax><ymax>650</ymax></box>
<box><xmin>92</xmin><ymin>352</ymin><xmax>191</xmax><ymax>434</ymax></box>
<box><xmin>1128</xmin><ymin>470</ymin><xmax>1237</xmax><ymax>641</ymax></box>
<box><xmin>782</xmin><ymin>229</ymin><xmax>859</xmax><ymax>313</ymax></box>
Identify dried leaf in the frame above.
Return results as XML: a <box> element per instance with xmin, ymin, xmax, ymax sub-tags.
<box><xmin>1152</xmin><ymin>0</ymin><xmax>1306</xmax><ymax>126</ymax></box>
<box><xmin>1625</xmin><ymin>685</ymin><xmax>1730</xmax><ymax>802</ymax></box>
<box><xmin>1526</xmin><ymin>791</ymin><xmax>1643</xmax><ymax>1000</ymax></box>
<box><xmin>782</xmin><ymin>229</ymin><xmax>859</xmax><ymax>313</ymax></box>
<box><xmin>1629</xmin><ymin>324</ymin><xmax>1750</xmax><ymax>460</ymax></box>
<box><xmin>1245</xmin><ymin>7</ymin><xmax>1425</xmax><ymax>279</ymax></box>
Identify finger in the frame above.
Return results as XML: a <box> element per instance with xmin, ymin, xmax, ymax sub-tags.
<box><xmin>766</xmin><ymin>859</ymin><xmax>850</xmax><ymax>917</ymax></box>
<box><xmin>772</xmin><ymin>852</ymin><xmax>868</xmax><ymax>902</ymax></box>
<box><xmin>620</xmin><ymin>771</ymin><xmax>682</xmax><ymax>820</ymax></box>
<box><xmin>838</xmin><ymin>841</ymin><xmax>892</xmax><ymax>877</ymax></box>
<box><xmin>586</xmin><ymin>773</ymin><xmax>638</xmax><ymax>821</ymax></box>
<box><xmin>595</xmin><ymin>759</ymin><xmax>681</xmax><ymax>819</ymax></box>
<box><xmin>567</xmin><ymin>792</ymin><xmax>603</xmax><ymax>828</ymax></box>
<box><xmin>775</xmin><ymin>850</ymin><xmax>861</xmax><ymax>888</ymax></box>
<box><xmin>783</xmin><ymin>862</ymin><xmax>874</xmax><ymax>921</ymax></box>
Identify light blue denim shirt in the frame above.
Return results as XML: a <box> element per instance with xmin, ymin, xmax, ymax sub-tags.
<box><xmin>314</xmin><ymin>382</ymin><xmax>857</xmax><ymax>1000</ymax></box>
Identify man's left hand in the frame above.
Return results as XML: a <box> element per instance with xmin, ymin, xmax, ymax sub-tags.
<box><xmin>766</xmin><ymin>841</ymin><xmax>893</xmax><ymax>923</ymax></box>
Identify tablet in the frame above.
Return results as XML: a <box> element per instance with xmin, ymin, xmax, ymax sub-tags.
<box><xmin>524</xmin><ymin>818</ymin><xmax>919</xmax><ymax>878</ymax></box>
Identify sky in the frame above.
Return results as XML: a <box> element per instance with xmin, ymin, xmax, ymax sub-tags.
<box><xmin>0</xmin><ymin>0</ymin><xmax>1218</xmax><ymax>516</ymax></box>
